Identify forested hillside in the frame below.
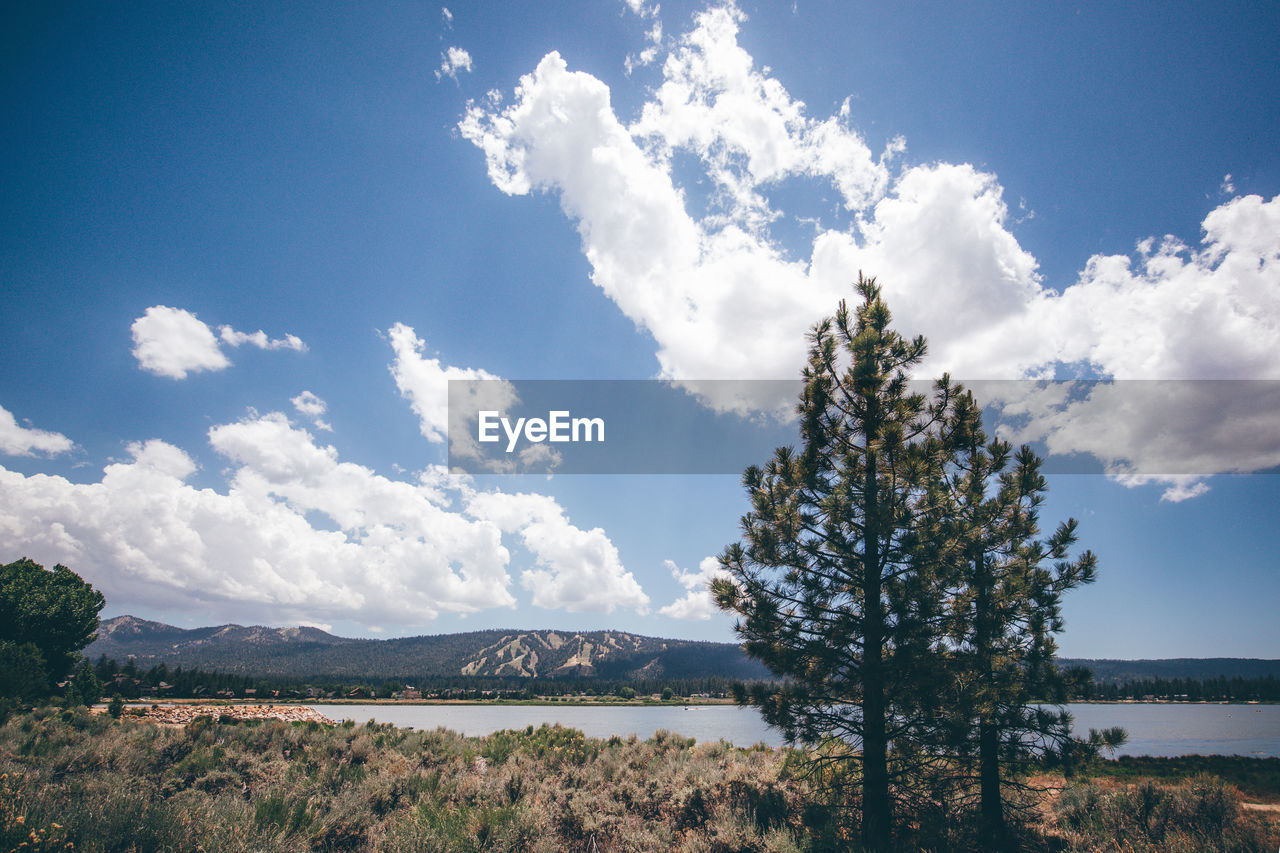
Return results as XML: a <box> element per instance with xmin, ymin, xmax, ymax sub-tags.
<box><xmin>1058</xmin><ymin>658</ymin><xmax>1280</xmax><ymax>684</ymax></box>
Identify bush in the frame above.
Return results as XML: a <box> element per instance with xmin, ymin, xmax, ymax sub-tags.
<box><xmin>1055</xmin><ymin>776</ymin><xmax>1276</xmax><ymax>852</ymax></box>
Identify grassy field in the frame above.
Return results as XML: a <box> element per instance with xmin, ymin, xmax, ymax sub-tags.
<box><xmin>2</xmin><ymin>707</ymin><xmax>1277</xmax><ymax>852</ymax></box>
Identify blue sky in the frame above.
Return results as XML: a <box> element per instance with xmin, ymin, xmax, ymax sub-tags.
<box><xmin>2</xmin><ymin>1</ymin><xmax>1277</xmax><ymax>657</ymax></box>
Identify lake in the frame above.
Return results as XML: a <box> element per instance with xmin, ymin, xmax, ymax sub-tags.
<box><xmin>309</xmin><ymin>702</ymin><xmax>1280</xmax><ymax>758</ymax></box>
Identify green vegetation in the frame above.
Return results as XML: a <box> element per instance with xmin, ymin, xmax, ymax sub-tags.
<box><xmin>1</xmin><ymin>558</ymin><xmax>104</xmax><ymax>716</ymax></box>
<box><xmin>1087</xmin><ymin>756</ymin><xmax>1280</xmax><ymax>802</ymax></box>
<box><xmin>1</xmin><ymin>709</ymin><xmax>1275</xmax><ymax>852</ymax></box>
<box><xmin>0</xmin><ymin>708</ymin><xmax>812</xmax><ymax>852</ymax></box>
<box><xmin>1054</xmin><ymin>776</ymin><xmax>1275</xmax><ymax>852</ymax></box>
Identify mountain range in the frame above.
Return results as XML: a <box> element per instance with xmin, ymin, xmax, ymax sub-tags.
<box><xmin>86</xmin><ymin>616</ymin><xmax>773</xmax><ymax>681</ymax></box>
<box><xmin>86</xmin><ymin>616</ymin><xmax>1280</xmax><ymax>684</ymax></box>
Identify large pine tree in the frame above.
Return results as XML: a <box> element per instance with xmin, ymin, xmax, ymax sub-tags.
<box><xmin>713</xmin><ymin>276</ymin><xmax>961</xmax><ymax>851</ymax></box>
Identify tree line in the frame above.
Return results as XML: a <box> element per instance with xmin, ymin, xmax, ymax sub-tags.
<box><xmin>1077</xmin><ymin>675</ymin><xmax>1280</xmax><ymax>703</ymax></box>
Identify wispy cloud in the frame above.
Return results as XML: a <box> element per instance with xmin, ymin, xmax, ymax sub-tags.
<box><xmin>219</xmin><ymin>327</ymin><xmax>307</xmax><ymax>352</ymax></box>
<box><xmin>658</xmin><ymin>557</ymin><xmax>728</xmax><ymax>620</ymax></box>
<box><xmin>290</xmin><ymin>390</ymin><xmax>332</xmax><ymax>431</ymax></box>
<box><xmin>0</xmin><ymin>404</ymin><xmax>73</xmax><ymax>457</ymax></box>
<box><xmin>386</xmin><ymin>322</ymin><xmax>500</xmax><ymax>444</ymax></box>
<box><xmin>436</xmin><ymin>46</ymin><xmax>473</xmax><ymax>82</ymax></box>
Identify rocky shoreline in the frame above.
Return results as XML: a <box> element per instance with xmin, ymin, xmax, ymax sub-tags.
<box><xmin>114</xmin><ymin>703</ymin><xmax>336</xmax><ymax>726</ymax></box>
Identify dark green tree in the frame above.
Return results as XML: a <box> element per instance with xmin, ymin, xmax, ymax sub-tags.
<box><xmin>0</xmin><ymin>558</ymin><xmax>105</xmax><ymax>699</ymax></box>
<box><xmin>713</xmin><ymin>276</ymin><xmax>961</xmax><ymax>851</ymax></box>
<box><xmin>64</xmin><ymin>658</ymin><xmax>103</xmax><ymax>707</ymax></box>
<box><xmin>929</xmin><ymin>391</ymin><xmax>1108</xmax><ymax>849</ymax></box>
<box><xmin>0</xmin><ymin>641</ymin><xmax>48</xmax><ymax>704</ymax></box>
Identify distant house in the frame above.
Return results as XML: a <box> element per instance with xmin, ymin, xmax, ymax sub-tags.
<box><xmin>399</xmin><ymin>688</ymin><xmax>422</xmax><ymax>700</ymax></box>
<box><xmin>243</xmin><ymin>688</ymin><xmax>256</xmax><ymax>696</ymax></box>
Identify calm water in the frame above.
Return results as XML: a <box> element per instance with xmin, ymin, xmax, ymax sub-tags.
<box><xmin>310</xmin><ymin>702</ymin><xmax>1280</xmax><ymax>758</ymax></box>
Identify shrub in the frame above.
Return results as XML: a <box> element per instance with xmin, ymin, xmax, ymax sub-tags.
<box><xmin>1055</xmin><ymin>776</ymin><xmax>1277</xmax><ymax>852</ymax></box>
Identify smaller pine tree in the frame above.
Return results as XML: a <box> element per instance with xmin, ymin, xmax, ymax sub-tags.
<box><xmin>928</xmin><ymin>389</ymin><xmax>1110</xmax><ymax>848</ymax></box>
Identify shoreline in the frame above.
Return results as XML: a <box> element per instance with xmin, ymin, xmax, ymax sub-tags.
<box><xmin>115</xmin><ymin>696</ymin><xmax>738</xmax><ymax>707</ymax></box>
<box><xmin>111</xmin><ymin>696</ymin><xmax>1274</xmax><ymax>708</ymax></box>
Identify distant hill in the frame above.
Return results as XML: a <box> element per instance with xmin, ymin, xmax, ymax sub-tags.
<box><xmin>1057</xmin><ymin>658</ymin><xmax>1280</xmax><ymax>684</ymax></box>
<box><xmin>86</xmin><ymin>616</ymin><xmax>773</xmax><ymax>681</ymax></box>
<box><xmin>87</xmin><ymin>617</ymin><xmax>1278</xmax><ymax>685</ymax></box>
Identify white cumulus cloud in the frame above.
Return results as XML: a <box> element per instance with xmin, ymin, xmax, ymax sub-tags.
<box><xmin>0</xmin><ymin>409</ymin><xmax>650</xmax><ymax>628</ymax></box>
<box><xmin>0</xmin><ymin>404</ymin><xmax>74</xmax><ymax>457</ymax></box>
<box><xmin>2</xmin><ymin>323</ymin><xmax>650</xmax><ymax>627</ymax></box>
<box><xmin>467</xmin><ymin>490</ymin><xmax>650</xmax><ymax>614</ymax></box>
<box><xmin>131</xmin><ymin>306</ymin><xmax>306</xmax><ymax>379</ymax></box>
<box><xmin>387</xmin><ymin>322</ymin><xmax>507</xmax><ymax>444</ymax></box>
<box><xmin>131</xmin><ymin>306</ymin><xmax>230</xmax><ymax>379</ymax></box>
<box><xmin>460</xmin><ymin>1</ymin><xmax>1280</xmax><ymax>498</ymax></box>
<box><xmin>0</xmin><ymin>419</ymin><xmax>516</xmax><ymax>628</ymax></box>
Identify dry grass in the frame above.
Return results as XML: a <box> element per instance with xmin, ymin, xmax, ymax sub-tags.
<box><xmin>2</xmin><ymin>707</ymin><xmax>1276</xmax><ymax>852</ymax></box>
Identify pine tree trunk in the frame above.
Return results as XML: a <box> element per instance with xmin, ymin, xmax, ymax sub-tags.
<box><xmin>975</xmin><ymin>549</ymin><xmax>1006</xmax><ymax>849</ymax></box>
<box><xmin>979</xmin><ymin>717</ymin><xmax>1005</xmax><ymax>849</ymax></box>
<box><xmin>861</xmin><ymin>447</ymin><xmax>892</xmax><ymax>852</ymax></box>
<box><xmin>862</xmin><ymin>631</ymin><xmax>890</xmax><ymax>851</ymax></box>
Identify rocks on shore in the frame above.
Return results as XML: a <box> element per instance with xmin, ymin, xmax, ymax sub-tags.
<box><xmin>135</xmin><ymin>703</ymin><xmax>336</xmax><ymax>726</ymax></box>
